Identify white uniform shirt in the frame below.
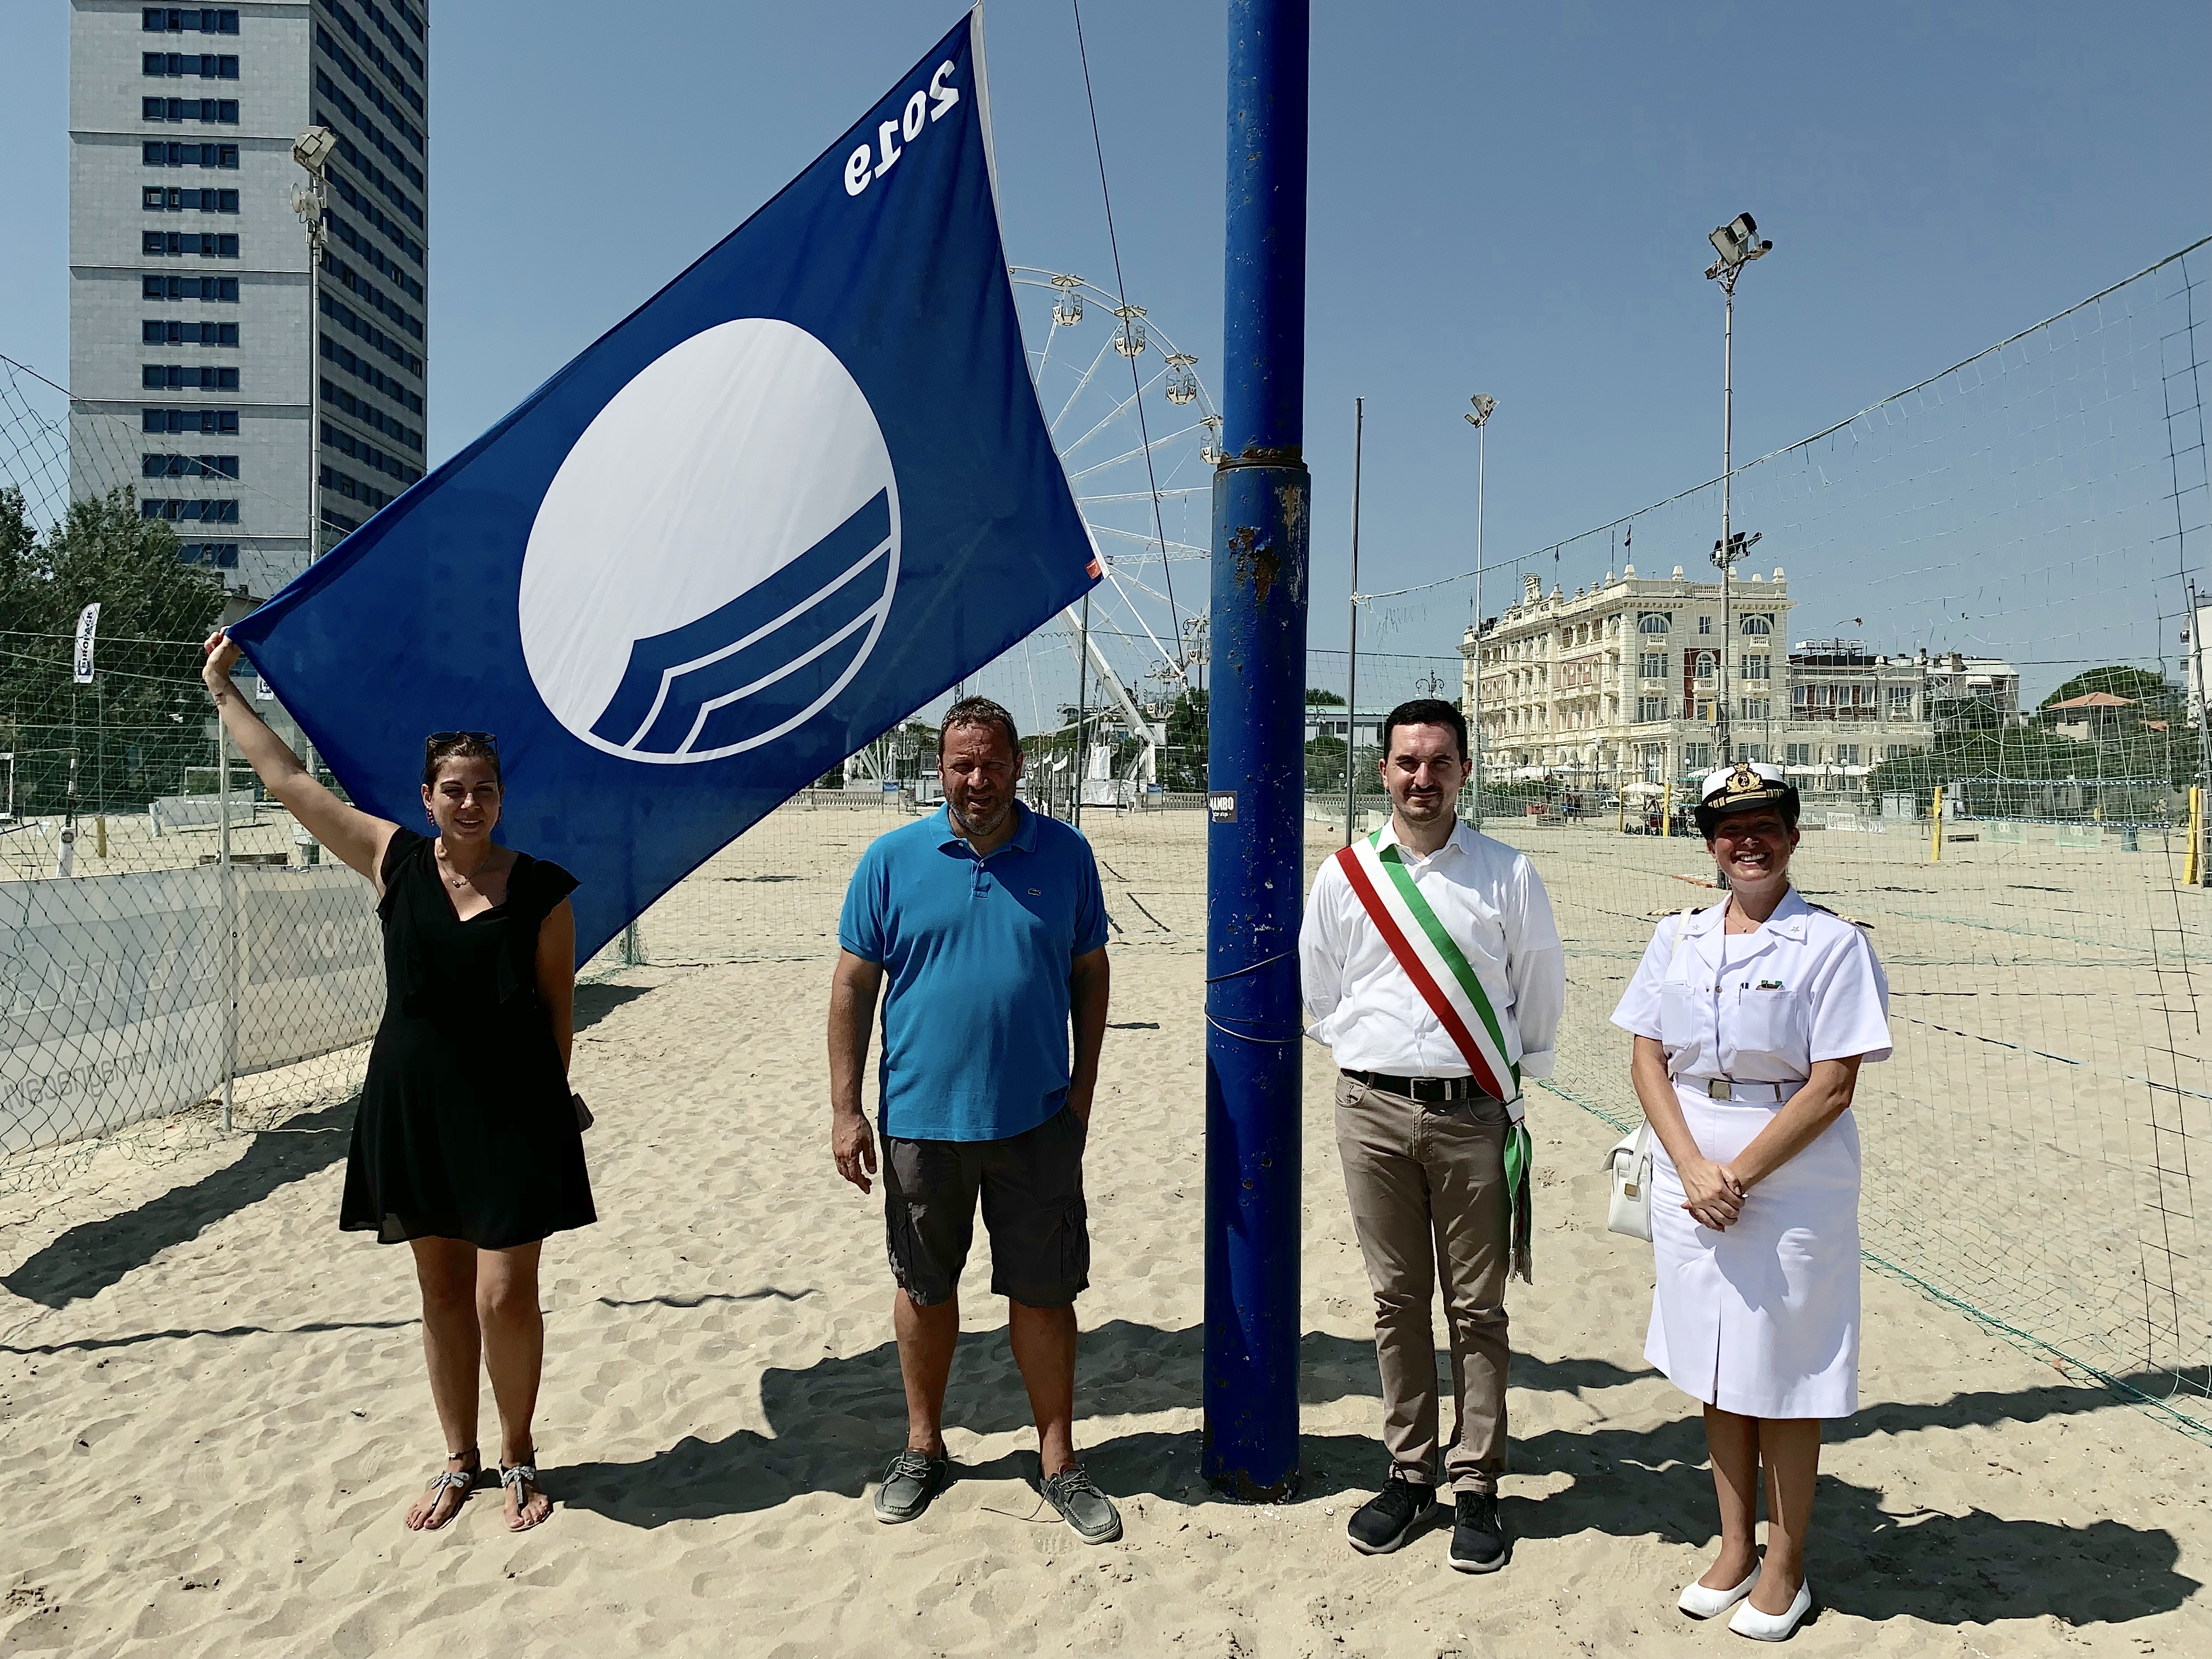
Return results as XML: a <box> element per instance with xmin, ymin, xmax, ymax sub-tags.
<box><xmin>1300</xmin><ymin>816</ymin><xmax>1566</xmax><ymax>1077</ymax></box>
<box><xmin>1610</xmin><ymin>886</ymin><xmax>1892</xmax><ymax>1079</ymax></box>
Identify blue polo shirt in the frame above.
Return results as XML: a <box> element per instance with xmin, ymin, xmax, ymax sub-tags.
<box><xmin>838</xmin><ymin>803</ymin><xmax>1109</xmax><ymax>1143</ymax></box>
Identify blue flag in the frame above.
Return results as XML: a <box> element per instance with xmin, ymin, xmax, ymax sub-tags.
<box><xmin>231</xmin><ymin>9</ymin><xmax>1096</xmax><ymax>961</ymax></box>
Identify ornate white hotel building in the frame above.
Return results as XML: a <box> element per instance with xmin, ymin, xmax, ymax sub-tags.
<box><xmin>1459</xmin><ymin>565</ymin><xmax>1951</xmax><ymax>791</ymax></box>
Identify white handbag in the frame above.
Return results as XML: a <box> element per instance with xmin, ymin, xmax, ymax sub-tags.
<box><xmin>1602</xmin><ymin>1125</ymin><xmax>1653</xmax><ymax>1240</ymax></box>
<box><xmin>1602</xmin><ymin>904</ymin><xmax>1699</xmax><ymax>1243</ymax></box>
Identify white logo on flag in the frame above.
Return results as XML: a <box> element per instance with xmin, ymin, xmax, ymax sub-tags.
<box><xmin>518</xmin><ymin>318</ymin><xmax>901</xmax><ymax>764</ymax></box>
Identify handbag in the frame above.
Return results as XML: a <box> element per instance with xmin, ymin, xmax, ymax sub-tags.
<box><xmin>1602</xmin><ymin>904</ymin><xmax>1699</xmax><ymax>1242</ymax></box>
<box><xmin>1602</xmin><ymin>1125</ymin><xmax>1653</xmax><ymax>1240</ymax></box>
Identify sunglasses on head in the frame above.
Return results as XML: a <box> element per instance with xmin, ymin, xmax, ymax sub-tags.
<box><xmin>425</xmin><ymin>730</ymin><xmax>498</xmax><ymax>751</ymax></box>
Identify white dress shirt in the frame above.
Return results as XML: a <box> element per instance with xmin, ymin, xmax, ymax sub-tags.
<box><xmin>1610</xmin><ymin>886</ymin><xmax>1892</xmax><ymax>1080</ymax></box>
<box><xmin>1300</xmin><ymin>816</ymin><xmax>1566</xmax><ymax>1078</ymax></box>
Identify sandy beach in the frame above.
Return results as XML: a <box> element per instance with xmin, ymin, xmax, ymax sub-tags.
<box><xmin>4</xmin><ymin>808</ymin><xmax>2211</xmax><ymax>1657</ymax></box>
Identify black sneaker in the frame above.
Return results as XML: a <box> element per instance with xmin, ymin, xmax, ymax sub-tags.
<box><xmin>1448</xmin><ymin>1491</ymin><xmax>1508</xmax><ymax>1573</ymax></box>
<box><xmin>1346</xmin><ymin>1477</ymin><xmax>1436</xmax><ymax>1555</ymax></box>
<box><xmin>873</xmin><ymin>1448</ymin><xmax>950</xmax><ymax>1524</ymax></box>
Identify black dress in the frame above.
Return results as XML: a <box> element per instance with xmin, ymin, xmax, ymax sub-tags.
<box><xmin>340</xmin><ymin>828</ymin><xmax>597</xmax><ymax>1249</ymax></box>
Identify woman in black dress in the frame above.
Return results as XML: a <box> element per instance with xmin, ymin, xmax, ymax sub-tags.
<box><xmin>202</xmin><ymin>630</ymin><xmax>594</xmax><ymax>1533</ymax></box>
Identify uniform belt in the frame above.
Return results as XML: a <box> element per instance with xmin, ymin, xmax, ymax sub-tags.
<box><xmin>1674</xmin><ymin>1075</ymin><xmax>1803</xmax><ymax>1103</ymax></box>
<box><xmin>1344</xmin><ymin>1069</ymin><xmax>1490</xmax><ymax>1104</ymax></box>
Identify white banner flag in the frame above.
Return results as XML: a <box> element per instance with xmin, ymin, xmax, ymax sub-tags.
<box><xmin>72</xmin><ymin>603</ymin><xmax>100</xmax><ymax>685</ymax></box>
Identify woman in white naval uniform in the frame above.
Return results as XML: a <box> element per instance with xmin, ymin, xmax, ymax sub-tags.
<box><xmin>1611</xmin><ymin>762</ymin><xmax>1891</xmax><ymax>1642</ymax></box>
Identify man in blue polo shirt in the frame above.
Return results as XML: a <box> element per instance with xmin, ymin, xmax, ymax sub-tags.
<box><xmin>829</xmin><ymin>696</ymin><xmax>1118</xmax><ymax>1543</ymax></box>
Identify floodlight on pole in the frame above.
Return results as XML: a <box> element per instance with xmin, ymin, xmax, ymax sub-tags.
<box><xmin>1464</xmin><ymin>393</ymin><xmax>1497</xmax><ymax>826</ymax></box>
<box><xmin>291</xmin><ymin>125</ymin><xmax>336</xmax><ymax>176</ymax></box>
<box><xmin>1703</xmin><ymin>210</ymin><xmax>1773</xmax><ymax>763</ymax></box>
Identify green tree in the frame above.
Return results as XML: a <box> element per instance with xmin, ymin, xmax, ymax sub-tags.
<box><xmin>2039</xmin><ymin>665</ymin><xmax>2181</xmax><ymax>715</ymax></box>
<box><xmin>0</xmin><ymin>487</ymin><xmax>221</xmax><ymax>814</ymax></box>
<box><xmin>1304</xmin><ymin>687</ymin><xmax>1345</xmax><ymax>706</ymax></box>
<box><xmin>1157</xmin><ymin>687</ymin><xmax>1209</xmax><ymax>791</ymax></box>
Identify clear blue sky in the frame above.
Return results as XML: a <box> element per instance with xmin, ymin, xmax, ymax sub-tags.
<box><xmin>5</xmin><ymin>1</ymin><xmax>2204</xmax><ymax>680</ymax></box>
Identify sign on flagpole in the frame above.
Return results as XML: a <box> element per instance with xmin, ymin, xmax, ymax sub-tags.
<box><xmin>229</xmin><ymin>7</ymin><xmax>1097</xmax><ymax>961</ymax></box>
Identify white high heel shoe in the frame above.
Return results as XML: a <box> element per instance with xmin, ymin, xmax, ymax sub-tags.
<box><xmin>1677</xmin><ymin>1564</ymin><xmax>1758</xmax><ymax>1619</ymax></box>
<box><xmin>1728</xmin><ymin>1579</ymin><xmax>1812</xmax><ymax>1641</ymax></box>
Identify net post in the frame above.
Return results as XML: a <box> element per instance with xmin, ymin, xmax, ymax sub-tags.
<box><xmin>218</xmin><ymin>727</ymin><xmax>236</xmax><ymax>1133</ymax></box>
<box><xmin>1931</xmin><ymin>784</ymin><xmax>1944</xmax><ymax>863</ymax></box>
<box><xmin>622</xmin><ymin>919</ymin><xmax>641</xmax><ymax>967</ymax></box>
<box><xmin>1662</xmin><ymin>778</ymin><xmax>1672</xmax><ymax>837</ymax></box>
<box><xmin>2189</xmin><ymin>785</ymin><xmax>2203</xmax><ymax>887</ymax></box>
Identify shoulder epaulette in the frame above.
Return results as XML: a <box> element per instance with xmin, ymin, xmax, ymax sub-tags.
<box><xmin>1804</xmin><ymin>901</ymin><xmax>1874</xmax><ymax>930</ymax></box>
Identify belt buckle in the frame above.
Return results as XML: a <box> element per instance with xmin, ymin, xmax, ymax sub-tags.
<box><xmin>1707</xmin><ymin>1077</ymin><xmax>1731</xmax><ymax>1101</ymax></box>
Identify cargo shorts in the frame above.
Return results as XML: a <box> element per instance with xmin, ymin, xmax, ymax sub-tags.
<box><xmin>882</xmin><ymin>1104</ymin><xmax>1091</xmax><ymax>1308</ymax></box>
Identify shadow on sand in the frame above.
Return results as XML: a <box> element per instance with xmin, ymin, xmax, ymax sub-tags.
<box><xmin>551</xmin><ymin>1316</ymin><xmax>2197</xmax><ymax>1628</ymax></box>
<box><xmin>2</xmin><ymin>979</ymin><xmax>661</xmax><ymax>1311</ymax></box>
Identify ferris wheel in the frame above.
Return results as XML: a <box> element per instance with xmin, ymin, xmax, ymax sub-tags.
<box><xmin>1006</xmin><ymin>266</ymin><xmax>1218</xmax><ymax>787</ymax></box>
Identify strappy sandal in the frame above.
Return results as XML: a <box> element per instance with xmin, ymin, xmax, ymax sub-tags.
<box><xmin>498</xmin><ymin>1457</ymin><xmax>551</xmax><ymax>1531</ymax></box>
<box><xmin>408</xmin><ymin>1448</ymin><xmax>479</xmax><ymax>1531</ymax></box>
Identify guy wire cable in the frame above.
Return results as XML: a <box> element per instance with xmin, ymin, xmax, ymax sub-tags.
<box><xmin>1070</xmin><ymin>0</ymin><xmax>1182</xmax><ymax>674</ymax></box>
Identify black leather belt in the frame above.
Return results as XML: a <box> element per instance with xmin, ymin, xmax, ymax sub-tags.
<box><xmin>1345</xmin><ymin>1069</ymin><xmax>1489</xmax><ymax>1104</ymax></box>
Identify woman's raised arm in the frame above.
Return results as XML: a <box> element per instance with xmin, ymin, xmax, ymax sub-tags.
<box><xmin>201</xmin><ymin>629</ymin><xmax>399</xmax><ymax>887</ymax></box>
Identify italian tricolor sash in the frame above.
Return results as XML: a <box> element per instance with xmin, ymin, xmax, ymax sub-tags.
<box><xmin>1335</xmin><ymin>830</ymin><xmax>1536</xmax><ymax>1282</ymax></box>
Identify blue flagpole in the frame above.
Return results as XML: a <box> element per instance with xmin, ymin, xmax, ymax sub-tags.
<box><xmin>1203</xmin><ymin>0</ymin><xmax>1310</xmax><ymax>1502</ymax></box>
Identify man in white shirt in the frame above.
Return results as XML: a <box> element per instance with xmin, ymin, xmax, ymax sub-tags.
<box><xmin>1300</xmin><ymin>697</ymin><xmax>1565</xmax><ymax>1573</ymax></box>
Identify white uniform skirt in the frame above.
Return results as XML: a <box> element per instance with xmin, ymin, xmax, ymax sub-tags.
<box><xmin>1647</xmin><ymin>1086</ymin><xmax>1861</xmax><ymax>1419</ymax></box>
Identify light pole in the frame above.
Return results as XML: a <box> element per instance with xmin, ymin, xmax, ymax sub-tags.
<box><xmin>1344</xmin><ymin>394</ymin><xmax>1364</xmax><ymax>847</ymax></box>
<box><xmin>1705</xmin><ymin>212</ymin><xmax>1770</xmax><ymax>763</ymax></box>
<box><xmin>291</xmin><ymin>126</ymin><xmax>334</xmax><ymax>567</ymax></box>
<box><xmin>1464</xmin><ymin>393</ymin><xmax>1497</xmax><ymax>825</ymax></box>
<box><xmin>288</xmin><ymin>127</ymin><xmax>334</xmax><ymax>848</ymax></box>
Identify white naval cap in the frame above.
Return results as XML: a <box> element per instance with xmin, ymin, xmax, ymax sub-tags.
<box><xmin>1698</xmin><ymin>759</ymin><xmax>1795</xmax><ymax>815</ymax></box>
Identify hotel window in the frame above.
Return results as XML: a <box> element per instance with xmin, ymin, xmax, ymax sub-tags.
<box><xmin>1637</xmin><ymin>696</ymin><xmax>1669</xmax><ymax>723</ymax></box>
<box><xmin>143</xmin><ymin>97</ymin><xmax>238</xmax><ymax>122</ymax></box>
<box><xmin>1836</xmin><ymin>744</ymin><xmax>1861</xmax><ymax>765</ymax></box>
<box><xmin>1887</xmin><ymin>685</ymin><xmax>1915</xmax><ymax>718</ymax></box>
<box><xmin>142</xmin><ymin>320</ymin><xmax>240</xmax><ymax>346</ymax></box>
<box><xmin>1639</xmin><ymin>651</ymin><xmax>1667</xmax><ymax>679</ymax></box>
<box><xmin>1886</xmin><ymin>744</ymin><xmax>1911</xmax><ymax>760</ymax></box>
<box><xmin>143</xmin><ymin>453</ymin><xmax>239</xmax><ymax>479</ymax></box>
<box><xmin>176</xmin><ymin>541</ymin><xmax>240</xmax><ymax>568</ymax></box>
<box><xmin>142</xmin><ymin>364</ymin><xmax>239</xmax><ymax>389</ymax></box>
<box><xmin>143</xmin><ymin>275</ymin><xmax>239</xmax><ymax>301</ymax></box>
<box><xmin>143</xmin><ymin>232</ymin><xmax>239</xmax><ymax>257</ymax></box>
<box><xmin>1638</xmin><ymin>612</ymin><xmax>1671</xmax><ymax>635</ymax></box>
<box><xmin>142</xmin><ymin>407</ymin><xmax>238</xmax><ymax>433</ymax></box>
<box><xmin>1693</xmin><ymin>651</ymin><xmax>1717</xmax><ymax>681</ymax></box>
<box><xmin>1697</xmin><ymin>616</ymin><xmax>1713</xmax><ymax>635</ymax></box>
<box><xmin>1740</xmin><ymin>614</ymin><xmax>1773</xmax><ymax>635</ymax></box>
<box><xmin>143</xmin><ymin>187</ymin><xmax>239</xmax><ymax>212</ymax></box>
<box><xmin>1684</xmin><ymin>742</ymin><xmax>1713</xmax><ymax>769</ymax></box>
<box><xmin>143</xmin><ymin>53</ymin><xmax>240</xmax><ymax>78</ymax></box>
<box><xmin>142</xmin><ymin>141</ymin><xmax>240</xmax><ymax>167</ymax></box>
<box><xmin>1741</xmin><ymin>653</ymin><xmax>1771</xmax><ymax>681</ymax></box>
<box><xmin>143</xmin><ymin>9</ymin><xmax>240</xmax><ymax>32</ymax></box>
<box><xmin>140</xmin><ymin>498</ymin><xmax>240</xmax><ymax>523</ymax></box>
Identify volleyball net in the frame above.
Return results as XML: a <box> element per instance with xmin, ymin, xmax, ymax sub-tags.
<box><xmin>8</xmin><ymin>239</ymin><xmax>2212</xmax><ymax>1444</ymax></box>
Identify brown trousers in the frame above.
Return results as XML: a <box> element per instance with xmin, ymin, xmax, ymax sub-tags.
<box><xmin>1334</xmin><ymin>1071</ymin><xmax>1512</xmax><ymax>1495</ymax></box>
